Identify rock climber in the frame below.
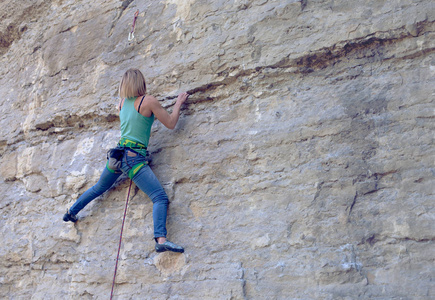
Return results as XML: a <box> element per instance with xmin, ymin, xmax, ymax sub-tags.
<box><xmin>63</xmin><ymin>68</ymin><xmax>189</xmax><ymax>253</ymax></box>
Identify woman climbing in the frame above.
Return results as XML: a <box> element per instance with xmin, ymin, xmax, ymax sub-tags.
<box><xmin>63</xmin><ymin>68</ymin><xmax>189</xmax><ymax>253</ymax></box>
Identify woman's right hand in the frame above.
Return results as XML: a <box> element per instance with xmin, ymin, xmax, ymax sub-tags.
<box><xmin>176</xmin><ymin>92</ymin><xmax>189</xmax><ymax>105</ymax></box>
<box><xmin>147</xmin><ymin>92</ymin><xmax>190</xmax><ymax>129</ymax></box>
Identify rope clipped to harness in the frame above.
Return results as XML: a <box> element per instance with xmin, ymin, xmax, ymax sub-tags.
<box><xmin>128</xmin><ymin>10</ymin><xmax>139</xmax><ymax>41</ymax></box>
<box><xmin>110</xmin><ymin>179</ymin><xmax>133</xmax><ymax>299</ymax></box>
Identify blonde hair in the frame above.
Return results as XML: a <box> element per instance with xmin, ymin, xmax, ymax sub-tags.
<box><xmin>118</xmin><ymin>68</ymin><xmax>147</xmax><ymax>99</ymax></box>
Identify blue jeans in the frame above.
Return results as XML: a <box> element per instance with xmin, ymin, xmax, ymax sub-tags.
<box><xmin>69</xmin><ymin>148</ymin><xmax>169</xmax><ymax>238</ymax></box>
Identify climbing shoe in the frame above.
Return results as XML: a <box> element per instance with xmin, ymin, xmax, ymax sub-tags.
<box><xmin>63</xmin><ymin>209</ymin><xmax>78</xmax><ymax>223</ymax></box>
<box><xmin>155</xmin><ymin>241</ymin><xmax>184</xmax><ymax>253</ymax></box>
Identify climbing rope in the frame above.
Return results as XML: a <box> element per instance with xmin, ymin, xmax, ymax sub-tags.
<box><xmin>128</xmin><ymin>10</ymin><xmax>139</xmax><ymax>41</ymax></box>
<box><xmin>110</xmin><ymin>179</ymin><xmax>133</xmax><ymax>300</ymax></box>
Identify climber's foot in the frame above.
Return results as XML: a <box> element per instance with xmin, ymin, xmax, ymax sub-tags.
<box><xmin>63</xmin><ymin>209</ymin><xmax>78</xmax><ymax>223</ymax></box>
<box><xmin>155</xmin><ymin>240</ymin><xmax>184</xmax><ymax>253</ymax></box>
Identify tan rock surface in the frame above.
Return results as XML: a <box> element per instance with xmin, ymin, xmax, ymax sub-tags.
<box><xmin>0</xmin><ymin>0</ymin><xmax>434</xmax><ymax>299</ymax></box>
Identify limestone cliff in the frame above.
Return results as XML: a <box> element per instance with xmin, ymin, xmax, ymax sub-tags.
<box><xmin>0</xmin><ymin>0</ymin><xmax>434</xmax><ymax>299</ymax></box>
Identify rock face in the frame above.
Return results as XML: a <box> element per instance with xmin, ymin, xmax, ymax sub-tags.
<box><xmin>0</xmin><ymin>0</ymin><xmax>434</xmax><ymax>299</ymax></box>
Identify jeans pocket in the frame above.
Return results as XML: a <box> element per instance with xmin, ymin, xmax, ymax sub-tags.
<box><xmin>126</xmin><ymin>150</ymin><xmax>146</xmax><ymax>167</ymax></box>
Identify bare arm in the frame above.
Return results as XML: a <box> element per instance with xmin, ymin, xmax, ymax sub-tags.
<box><xmin>149</xmin><ymin>92</ymin><xmax>189</xmax><ymax>129</ymax></box>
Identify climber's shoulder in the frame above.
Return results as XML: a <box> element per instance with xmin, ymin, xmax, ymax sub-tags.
<box><xmin>144</xmin><ymin>94</ymin><xmax>158</xmax><ymax>104</ymax></box>
<box><xmin>143</xmin><ymin>95</ymin><xmax>162</xmax><ymax>109</ymax></box>
<box><xmin>138</xmin><ymin>95</ymin><xmax>159</xmax><ymax>117</ymax></box>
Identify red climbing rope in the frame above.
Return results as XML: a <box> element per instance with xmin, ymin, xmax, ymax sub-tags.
<box><xmin>110</xmin><ymin>179</ymin><xmax>133</xmax><ymax>300</ymax></box>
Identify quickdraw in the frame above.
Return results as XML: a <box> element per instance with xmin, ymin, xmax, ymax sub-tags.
<box><xmin>128</xmin><ymin>10</ymin><xmax>139</xmax><ymax>41</ymax></box>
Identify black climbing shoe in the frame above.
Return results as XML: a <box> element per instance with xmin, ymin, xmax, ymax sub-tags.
<box><xmin>155</xmin><ymin>241</ymin><xmax>184</xmax><ymax>253</ymax></box>
<box><xmin>63</xmin><ymin>209</ymin><xmax>78</xmax><ymax>223</ymax></box>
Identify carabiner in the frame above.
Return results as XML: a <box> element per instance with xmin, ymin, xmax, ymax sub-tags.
<box><xmin>128</xmin><ymin>32</ymin><xmax>134</xmax><ymax>41</ymax></box>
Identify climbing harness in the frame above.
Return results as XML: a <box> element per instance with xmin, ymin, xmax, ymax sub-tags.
<box><xmin>128</xmin><ymin>10</ymin><xmax>139</xmax><ymax>41</ymax></box>
<box><xmin>118</xmin><ymin>137</ymin><xmax>152</xmax><ymax>178</ymax></box>
<box><xmin>110</xmin><ymin>179</ymin><xmax>133</xmax><ymax>300</ymax></box>
<box><xmin>119</xmin><ymin>137</ymin><xmax>147</xmax><ymax>149</ymax></box>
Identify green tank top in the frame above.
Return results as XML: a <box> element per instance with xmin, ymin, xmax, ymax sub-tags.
<box><xmin>120</xmin><ymin>97</ymin><xmax>155</xmax><ymax>148</ymax></box>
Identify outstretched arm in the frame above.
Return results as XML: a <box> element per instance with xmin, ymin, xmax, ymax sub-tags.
<box><xmin>149</xmin><ymin>92</ymin><xmax>189</xmax><ymax>129</ymax></box>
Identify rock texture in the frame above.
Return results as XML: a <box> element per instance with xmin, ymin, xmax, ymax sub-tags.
<box><xmin>1</xmin><ymin>0</ymin><xmax>434</xmax><ymax>299</ymax></box>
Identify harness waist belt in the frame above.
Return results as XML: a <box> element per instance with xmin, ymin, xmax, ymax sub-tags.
<box><xmin>118</xmin><ymin>138</ymin><xmax>147</xmax><ymax>149</ymax></box>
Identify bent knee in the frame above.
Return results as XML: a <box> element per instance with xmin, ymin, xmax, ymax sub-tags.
<box><xmin>150</xmin><ymin>190</ymin><xmax>169</xmax><ymax>204</ymax></box>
